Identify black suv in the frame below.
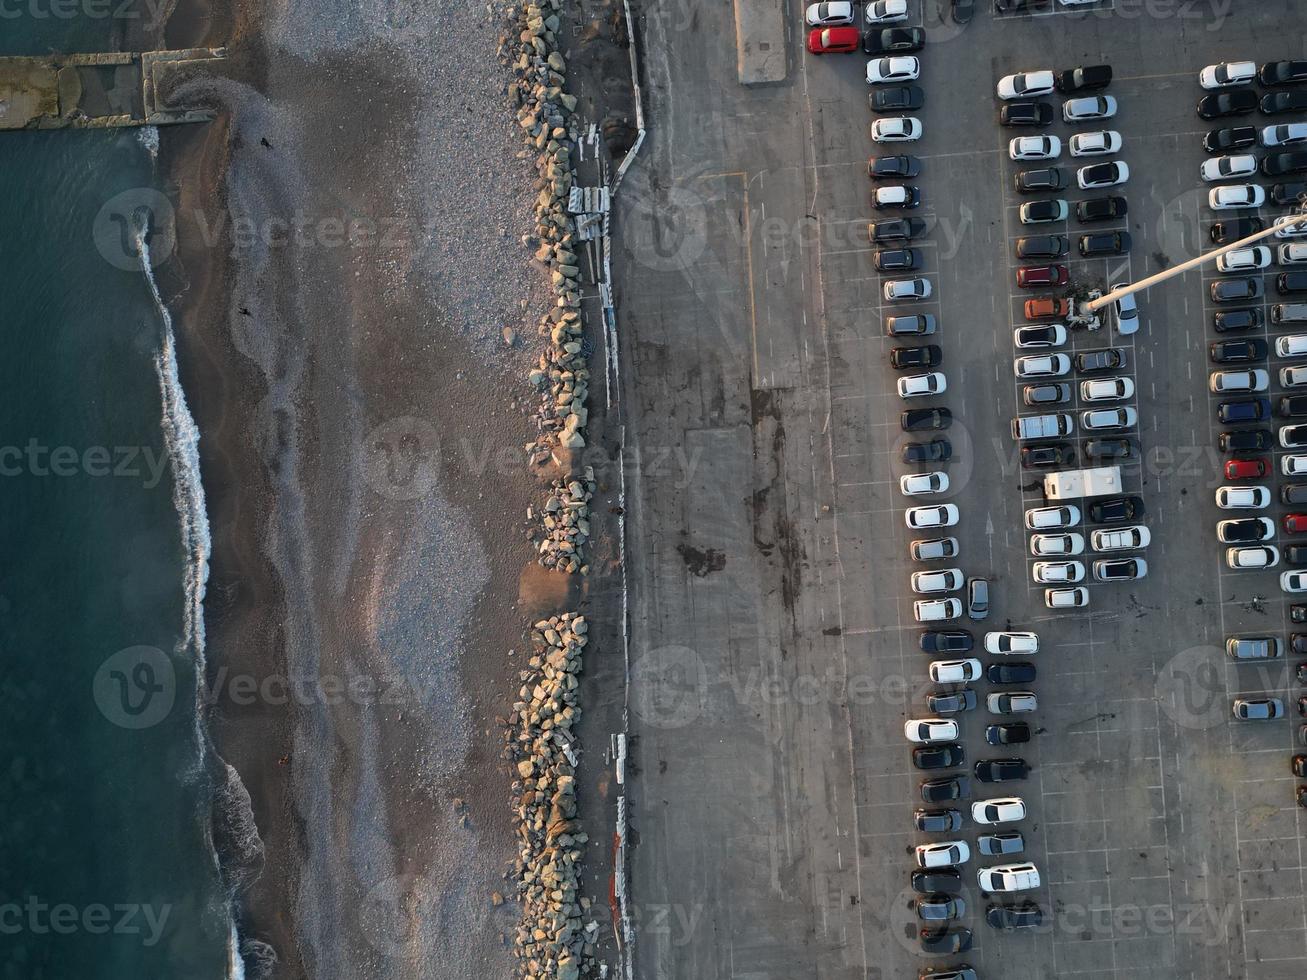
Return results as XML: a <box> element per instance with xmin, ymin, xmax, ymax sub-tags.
<box><xmin>1089</xmin><ymin>495</ymin><xmax>1145</xmax><ymax>524</ymax></box>
<box><xmin>868</xmin><ymin>154</ymin><xmax>923</xmax><ymax>180</ymax></box>
<box><xmin>1016</xmin><ymin>235</ymin><xmax>1069</xmax><ymax>259</ymax></box>
<box><xmin>870</xmin><ymin>85</ymin><xmax>924</xmax><ymax>113</ymax></box>
<box><xmin>863</xmin><ymin>27</ymin><xmax>925</xmax><ymax>55</ymax></box>
<box><xmin>1021</xmin><ymin>444</ymin><xmax>1072</xmax><ymax>469</ymax></box>
<box><xmin>986</xmin><ymin>903</ymin><xmax>1043</xmax><ymax>931</ymax></box>
<box><xmin>1023</xmin><ymin>383</ymin><xmax>1071</xmax><ymax>407</ymax></box>
<box><xmin>891</xmin><ymin>345</ymin><xmax>942</xmax><ymax>370</ymax></box>
<box><xmin>1057</xmin><ymin>64</ymin><xmax>1111</xmax><ymax>93</ymax></box>
<box><xmin>1263</xmin><ymin>152</ymin><xmax>1307</xmax><ymax>178</ymax></box>
<box><xmin>914</xmin><ymin>744</ymin><xmax>966</xmax><ymax>771</ymax></box>
<box><xmin>1219</xmin><ymin>428</ymin><xmax>1272</xmax><ymax>454</ymax></box>
<box><xmin>875</xmin><ymin>247</ymin><xmax>923</xmax><ymax>272</ymax></box>
<box><xmin>984</xmin><ymin>723</ymin><xmax>1029</xmax><ymax>746</ymax></box>
<box><xmin>1085</xmin><ymin>438</ymin><xmax>1135</xmax><ymax>460</ymax></box>
<box><xmin>1262</xmin><ymin>91</ymin><xmax>1307</xmax><ymax>115</ymax></box>
<box><xmin>1079</xmin><ymin>231</ymin><xmax>1131</xmax><ymax>256</ymax></box>
<box><xmin>920</xmin><ymin>630</ymin><xmax>973</xmax><ymax>654</ymax></box>
<box><xmin>1213</xmin><ymin>309</ymin><xmax>1263</xmax><ymax>333</ymax></box>
<box><xmin>1000</xmin><ymin>102</ymin><xmax>1053</xmax><ymax>127</ymax></box>
<box><xmin>1203</xmin><ymin>126</ymin><xmax>1257</xmax><ymax>154</ymax></box>
<box><xmin>912</xmin><ymin>868</ymin><xmax>962</xmax><ymax>895</ymax></box>
<box><xmin>903</xmin><ymin>438</ymin><xmax>952</xmax><ymax>463</ymax></box>
<box><xmin>974</xmin><ymin>759</ymin><xmax>1029</xmax><ymax>782</ymax></box>
<box><xmin>914</xmin><ymin>808</ymin><xmax>963</xmax><ymax>833</ymax></box>
<box><xmin>1014</xmin><ymin>167</ymin><xmax>1066</xmax><ymax>193</ymax></box>
<box><xmin>1076</xmin><ymin>195</ymin><xmax>1127</xmax><ymax>222</ymax></box>
<box><xmin>1198</xmin><ymin>90</ymin><xmax>1258</xmax><ymax>119</ymax></box>
<box><xmin>870</xmin><ymin>218</ymin><xmax>928</xmax><ymax>243</ymax></box>
<box><xmin>920</xmin><ymin>775</ymin><xmax>970</xmax><ymax>803</ymax></box>
<box><xmin>1274</xmin><ymin>182</ymin><xmax>1307</xmax><ymax>206</ymax></box>
<box><xmin>1260</xmin><ymin>60</ymin><xmax>1307</xmax><ymax>86</ymax></box>
<box><xmin>1076</xmin><ymin>348</ymin><xmax>1126</xmax><ymax>373</ymax></box>
<box><xmin>1210</xmin><ymin>338</ymin><xmax>1268</xmax><ymax>362</ymax></box>
<box><xmin>902</xmin><ymin>408</ymin><xmax>952</xmax><ymax>432</ymax></box>
<box><xmin>1211</xmin><ymin>217</ymin><xmax>1264</xmax><ymax>244</ymax></box>
<box><xmin>927</xmin><ymin>690</ymin><xmax>978</xmax><ymax>715</ymax></box>
<box><xmin>1212</xmin><ymin>278</ymin><xmax>1263</xmax><ymax>303</ymax></box>
<box><xmin>987</xmin><ymin>662</ymin><xmax>1036</xmax><ymax>685</ymax></box>
<box><xmin>1280</xmin><ymin>395</ymin><xmax>1307</xmax><ymax>419</ymax></box>
<box><xmin>1279</xmin><ymin>271</ymin><xmax>1307</xmax><ymax>295</ymax></box>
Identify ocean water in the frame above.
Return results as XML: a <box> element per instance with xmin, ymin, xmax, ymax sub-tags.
<box><xmin>0</xmin><ymin>19</ymin><xmax>233</xmax><ymax>980</ymax></box>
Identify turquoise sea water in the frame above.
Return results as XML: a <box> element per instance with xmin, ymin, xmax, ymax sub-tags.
<box><xmin>0</xmin><ymin>19</ymin><xmax>231</xmax><ymax>979</ymax></box>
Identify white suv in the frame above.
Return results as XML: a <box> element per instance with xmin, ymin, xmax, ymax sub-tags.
<box><xmin>1069</xmin><ymin>130</ymin><xmax>1122</xmax><ymax>157</ymax></box>
<box><xmin>1023</xmin><ymin>505</ymin><xmax>1079</xmax><ymax>530</ymax></box>
<box><xmin>904</xmin><ymin>718</ymin><xmax>959</xmax><ymax>743</ymax></box>
<box><xmin>1215</xmin><ymin>485</ymin><xmax>1271</xmax><ymax>509</ymax></box>
<box><xmin>1217</xmin><ymin>246</ymin><xmax>1272</xmax><ymax>272</ymax></box>
<box><xmin>971</xmin><ymin>798</ymin><xmax>1026</xmax><ymax>826</ymax></box>
<box><xmin>1063</xmin><ymin>95</ymin><xmax>1116</xmax><ymax>122</ymax></box>
<box><xmin>912</xmin><ymin>569</ymin><xmax>965</xmax><ymax>594</ymax></box>
<box><xmin>1209</xmin><ymin>368</ymin><xmax>1269</xmax><ymax>393</ymax></box>
<box><xmin>915</xmin><ymin>840</ymin><xmax>970</xmax><ymax>869</ymax></box>
<box><xmin>978</xmin><ymin>863</ymin><xmax>1041</xmax><ymax>893</ymax></box>
<box><xmin>1032</xmin><ymin>560</ymin><xmax>1086</xmax><ymax>584</ymax></box>
<box><xmin>1209</xmin><ymin>185</ymin><xmax>1266</xmax><ymax>210</ymax></box>
<box><xmin>898</xmin><ymin>372</ymin><xmax>947</xmax><ymax>398</ymax></box>
<box><xmin>1080</xmin><ymin>377</ymin><xmax>1134</xmax><ymax>402</ymax></box>
<box><xmin>984</xmin><ymin>631</ymin><xmax>1039</xmax><ymax>655</ymax></box>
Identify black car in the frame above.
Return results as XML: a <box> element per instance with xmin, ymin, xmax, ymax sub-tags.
<box><xmin>1016</xmin><ymin>235</ymin><xmax>1069</xmax><ymax>259</ymax></box>
<box><xmin>903</xmin><ymin>438</ymin><xmax>952</xmax><ymax>463</ymax></box>
<box><xmin>875</xmin><ymin>247</ymin><xmax>923</xmax><ymax>272</ymax></box>
<box><xmin>1211</xmin><ymin>278</ymin><xmax>1263</xmax><ymax>303</ymax></box>
<box><xmin>917</xmin><ymin>895</ymin><xmax>966</xmax><ymax>922</ymax></box>
<box><xmin>1279</xmin><ymin>271</ymin><xmax>1307</xmax><ymax>294</ymax></box>
<box><xmin>995</xmin><ymin>0</ymin><xmax>1050</xmax><ymax>10</ymax></box>
<box><xmin>1294</xmin><ymin>607</ymin><xmax>1307</xmax><ymax>625</ymax></box>
<box><xmin>1213</xmin><ymin>309</ymin><xmax>1263</xmax><ymax>333</ymax></box>
<box><xmin>920</xmin><ymin>966</ymin><xmax>978</xmax><ymax>980</ymax></box>
<box><xmin>1263</xmin><ymin>152</ymin><xmax>1307</xmax><ymax>178</ymax></box>
<box><xmin>1088</xmin><ymin>495</ymin><xmax>1144</xmax><ymax>524</ymax></box>
<box><xmin>920</xmin><ymin>775</ymin><xmax>970</xmax><ymax>802</ymax></box>
<box><xmin>1281</xmin><ymin>395</ymin><xmax>1307</xmax><ymax>419</ymax></box>
<box><xmin>871</xmin><ymin>85</ymin><xmax>925</xmax><ymax>113</ymax></box>
<box><xmin>1000</xmin><ymin>101</ymin><xmax>1054</xmax><ymax>127</ymax></box>
<box><xmin>868</xmin><ymin>154</ymin><xmax>923</xmax><ymax>180</ymax></box>
<box><xmin>986</xmin><ymin>902</ymin><xmax>1043</xmax><ymax>931</ymax></box>
<box><xmin>1076</xmin><ymin>195</ymin><xmax>1127</xmax><ymax>223</ymax></box>
<box><xmin>1085</xmin><ymin>438</ymin><xmax>1135</xmax><ymax>460</ymax></box>
<box><xmin>974</xmin><ymin>759</ymin><xmax>1029</xmax><ymax>782</ymax></box>
<box><xmin>984</xmin><ymin>724</ymin><xmax>1029</xmax><ymax>746</ymax></box>
<box><xmin>1079</xmin><ymin>231</ymin><xmax>1130</xmax><ymax>256</ymax></box>
<box><xmin>928</xmin><ymin>689</ymin><xmax>978</xmax><ymax>715</ymax></box>
<box><xmin>1075</xmin><ymin>348</ymin><xmax>1126</xmax><ymax>373</ymax></box>
<box><xmin>1023</xmin><ymin>383</ymin><xmax>1071</xmax><ymax>407</ymax></box>
<box><xmin>1274</xmin><ymin>182</ymin><xmax>1307</xmax><ymax>206</ymax></box>
<box><xmin>1020</xmin><ymin>444</ymin><xmax>1072</xmax><ymax>469</ymax></box>
<box><xmin>912</xmin><ymin>868</ymin><xmax>962</xmax><ymax>895</ymax></box>
<box><xmin>987</xmin><ymin>662</ymin><xmax>1036</xmax><ymax>685</ymax></box>
<box><xmin>914</xmin><ymin>744</ymin><xmax>967</xmax><ymax>771</ymax></box>
<box><xmin>978</xmin><ymin>832</ymin><xmax>1024</xmax><ymax>857</ymax></box>
<box><xmin>863</xmin><ymin>27</ymin><xmax>925</xmax><ymax>55</ymax></box>
<box><xmin>902</xmin><ymin>407</ymin><xmax>953</xmax><ymax>431</ymax></box>
<box><xmin>920</xmin><ymin>630</ymin><xmax>973</xmax><ymax>654</ymax></box>
<box><xmin>1222</xmin><ymin>518</ymin><xmax>1273</xmax><ymax>543</ymax></box>
<box><xmin>1283</xmin><ymin>485</ymin><xmax>1307</xmax><ymax>506</ymax></box>
<box><xmin>1220</xmin><ymin>428</ymin><xmax>1273</xmax><ymax>454</ymax></box>
<box><xmin>1262</xmin><ymin>91</ymin><xmax>1307</xmax><ymax>116</ymax></box>
<box><xmin>1014</xmin><ymin>167</ymin><xmax>1066</xmax><ymax>193</ymax></box>
<box><xmin>891</xmin><ymin>344</ymin><xmax>943</xmax><ymax>370</ymax></box>
<box><xmin>920</xmin><ymin>928</ymin><xmax>972</xmax><ymax>955</ymax></box>
<box><xmin>914</xmin><ymin>807</ymin><xmax>963</xmax><ymax>833</ymax></box>
<box><xmin>870</xmin><ymin>217</ymin><xmax>928</xmax><ymax>243</ymax></box>
<box><xmin>1198</xmin><ymin>90</ymin><xmax>1258</xmax><ymax>119</ymax></box>
<box><xmin>1204</xmin><ymin>126</ymin><xmax>1258</xmax><ymax>154</ymax></box>
<box><xmin>1260</xmin><ymin>60</ymin><xmax>1307</xmax><ymax>86</ymax></box>
<box><xmin>1210</xmin><ymin>338</ymin><xmax>1268</xmax><ymax>362</ymax></box>
<box><xmin>1056</xmin><ymin>64</ymin><xmax>1111</xmax><ymax>93</ymax></box>
<box><xmin>952</xmin><ymin>0</ymin><xmax>976</xmax><ymax>23</ymax></box>
<box><xmin>1210</xmin><ymin>217</ymin><xmax>1264</xmax><ymax>245</ymax></box>
<box><xmin>1218</xmin><ymin>398</ymin><xmax>1271</xmax><ymax>424</ymax></box>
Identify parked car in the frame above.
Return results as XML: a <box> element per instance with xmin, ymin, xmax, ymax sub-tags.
<box><xmin>915</xmin><ymin>893</ymin><xmax>965</xmax><ymax>922</ymax></box>
<box><xmin>914</xmin><ymin>807</ymin><xmax>963</xmax><ymax>833</ymax></box>
<box><xmin>927</xmin><ymin>689</ymin><xmax>978</xmax><ymax>715</ymax></box>
<box><xmin>1030</xmin><ymin>532</ymin><xmax>1084</xmax><ymax>556</ymax></box>
<box><xmin>985</xmin><ymin>631</ymin><xmax>1039</xmax><ymax>655</ymax></box>
<box><xmin>984</xmin><ymin>725</ymin><xmax>1029</xmax><ymax>747</ymax></box>
<box><xmin>1259</xmin><ymin>60</ymin><xmax>1307</xmax><ymax>86</ymax></box>
<box><xmin>886</xmin><ymin>312</ymin><xmax>936</xmax><ymax>335</ymax></box>
<box><xmin>977</xmin><ymin>863</ymin><xmax>1040</xmax><ymax>893</ymax></box>
<box><xmin>986</xmin><ymin>903</ymin><xmax>1043</xmax><ymax>930</ymax></box>
<box><xmin>997</xmin><ymin>70</ymin><xmax>1056</xmax><ymax>101</ymax></box>
<box><xmin>1016</xmin><ymin>234</ymin><xmax>1069</xmax><ymax>259</ymax></box>
<box><xmin>866</xmin><ymin>56</ymin><xmax>921</xmax><ymax>85</ymax></box>
<box><xmin>920</xmin><ymin>775</ymin><xmax>970</xmax><ymax>803</ymax></box>
<box><xmin>1197</xmin><ymin>90</ymin><xmax>1258</xmax><ymax>119</ymax></box>
<box><xmin>1209</xmin><ymin>184</ymin><xmax>1266</xmax><ymax>210</ymax></box>
<box><xmin>1233</xmin><ymin>698</ymin><xmax>1285</xmax><ymax>720</ymax></box>
<box><xmin>1088</xmin><ymin>496</ymin><xmax>1144</xmax><ymax>523</ymax></box>
<box><xmin>919</xmin><ymin>928</ymin><xmax>973</xmax><ymax>955</ymax></box>
<box><xmin>1213</xmin><ymin>310</ymin><xmax>1263</xmax><ymax>333</ymax></box>
<box><xmin>1211</xmin><ymin>278</ymin><xmax>1263</xmax><ymax>303</ymax></box>
<box><xmin>901</xmin><ymin>407</ymin><xmax>952</xmax><ymax>431</ymax></box>
<box><xmin>903</xmin><ymin>438</ymin><xmax>952</xmax><ymax>463</ymax></box>
<box><xmin>864</xmin><ymin>0</ymin><xmax>908</xmax><ymax>23</ymax></box>
<box><xmin>1022</xmin><ymin>383</ymin><xmax>1071</xmax><ymax>406</ymax></box>
<box><xmin>891</xmin><ymin>345</ymin><xmax>942</xmax><ymax>370</ymax></box>
<box><xmin>1091</xmin><ymin>525</ymin><xmax>1150</xmax><ymax>551</ymax></box>
<box><xmin>1227</xmin><ymin>636</ymin><xmax>1281</xmax><ymax>660</ymax></box>
<box><xmin>1021</xmin><ymin>444</ymin><xmax>1072</xmax><ymax>469</ymax></box>
<box><xmin>1079</xmin><ymin>231</ymin><xmax>1131</xmax><ymax>256</ymax></box>
<box><xmin>974</xmin><ymin>758</ymin><xmax>1029</xmax><ymax>782</ymax></box>
<box><xmin>1201</xmin><ymin>154</ymin><xmax>1259</xmax><ymax>182</ymax></box>
<box><xmin>1018</xmin><ymin>200</ymin><xmax>1068</xmax><ymax>225</ymax></box>
<box><xmin>1262</xmin><ymin>151</ymin><xmax>1307</xmax><ymax>178</ymax></box>
<box><xmin>1056</xmin><ymin>64</ymin><xmax>1111</xmax><ymax>93</ymax></box>
<box><xmin>978</xmin><ymin>832</ymin><xmax>1025</xmax><ymax>857</ymax></box>
<box><xmin>868</xmin><ymin>154</ymin><xmax>923</xmax><ymax>180</ymax></box>
<box><xmin>1016</xmin><ymin>264</ymin><xmax>1069</xmax><ymax>288</ymax></box>
<box><xmin>884</xmin><ymin>277</ymin><xmax>932</xmax><ymax>301</ymax></box>
<box><xmin>1000</xmin><ymin>101</ymin><xmax>1054</xmax><ymax>127</ymax></box>
<box><xmin>1261</xmin><ymin>91</ymin><xmax>1307</xmax><ymax>115</ymax></box>
<box><xmin>1200</xmin><ymin>61</ymin><xmax>1256</xmax><ymax>90</ymax></box>
<box><xmin>986</xmin><ymin>691</ymin><xmax>1037</xmax><ymax>715</ymax></box>
<box><xmin>807</xmin><ymin>26</ymin><xmax>861</xmax><ymax>54</ymax></box>
<box><xmin>1204</xmin><ymin>126</ymin><xmax>1258</xmax><ymax>154</ymax></box>
<box><xmin>1093</xmin><ymin>557</ymin><xmax>1148</xmax><ymax>581</ymax></box>
<box><xmin>1210</xmin><ymin>217</ymin><xmax>1264</xmax><ymax>244</ymax></box>
<box><xmin>1023</xmin><ymin>504</ymin><xmax>1078</xmax><ymax>530</ymax></box>
<box><xmin>871</xmin><ymin>218</ymin><xmax>928</xmax><ymax>243</ymax></box>
<box><xmin>914</xmin><ymin>744</ymin><xmax>967</xmax><ymax>771</ymax></box>
<box><xmin>1084</xmin><ymin>438</ymin><xmax>1135</xmax><ymax>460</ymax></box>
<box><xmin>906</xmin><ymin>503</ymin><xmax>960</xmax><ymax>528</ymax></box>
<box><xmin>1077</xmin><ymin>161</ymin><xmax>1129</xmax><ymax>189</ymax></box>
<box><xmin>919</xmin><ymin>630</ymin><xmax>972</xmax><ymax>653</ymax></box>
<box><xmin>1014</xmin><ymin>353</ymin><xmax>1072</xmax><ymax>378</ymax></box>
<box><xmin>1217</xmin><ymin>518</ymin><xmax>1274</xmax><ymax>543</ymax></box>
<box><xmin>870</xmin><ymin>84</ymin><xmax>924</xmax><ymax>112</ymax></box>
<box><xmin>1009</xmin><ymin>135</ymin><xmax>1061</xmax><ymax>161</ymax></box>
<box><xmin>910</xmin><ymin>534</ymin><xmax>959</xmax><ymax>559</ymax></box>
<box><xmin>1063</xmin><ymin>95</ymin><xmax>1116</xmax><ymax>122</ymax></box>
<box><xmin>805</xmin><ymin>1</ymin><xmax>855</xmax><ymax>25</ymax></box>
<box><xmin>1069</xmin><ymin>130</ymin><xmax>1122</xmax><ymax>157</ymax></box>
<box><xmin>1015</xmin><ymin>167</ymin><xmax>1066</xmax><ymax>193</ymax></box>
<box><xmin>1015</xmin><ymin>323</ymin><xmax>1067</xmax><ymax>347</ymax></box>
<box><xmin>875</xmin><ymin>247</ymin><xmax>923</xmax><ymax>272</ymax></box>
<box><xmin>898</xmin><ymin>372</ymin><xmax>948</xmax><ymax>399</ymax></box>
<box><xmin>987</xmin><ymin>662</ymin><xmax>1036</xmax><ymax>685</ymax></box>
<box><xmin>1075</xmin><ymin>195</ymin><xmax>1127</xmax><ymax>222</ymax></box>
<box><xmin>862</xmin><ymin>26</ymin><xmax>926</xmax><ymax>55</ymax></box>
<box><xmin>1221</xmin><ymin>428</ymin><xmax>1273</xmax><ymax>453</ymax></box>
<box><xmin>912</xmin><ymin>868</ymin><xmax>963</xmax><ymax>895</ymax></box>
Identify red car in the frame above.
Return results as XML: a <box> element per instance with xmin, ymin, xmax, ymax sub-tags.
<box><xmin>1225</xmin><ymin>458</ymin><xmax>1268</xmax><ymax>480</ymax></box>
<box><xmin>807</xmin><ymin>27</ymin><xmax>860</xmax><ymax>54</ymax></box>
<box><xmin>1286</xmin><ymin>514</ymin><xmax>1307</xmax><ymax>534</ymax></box>
<box><xmin>1016</xmin><ymin>265</ymin><xmax>1069</xmax><ymax>289</ymax></box>
<box><xmin>1024</xmin><ymin>297</ymin><xmax>1070</xmax><ymax>321</ymax></box>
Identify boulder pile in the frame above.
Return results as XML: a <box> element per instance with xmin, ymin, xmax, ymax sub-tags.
<box><xmin>531</xmin><ymin>469</ymin><xmax>595</xmax><ymax>575</ymax></box>
<box><xmin>500</xmin><ymin>0</ymin><xmax>592</xmax><ymax>452</ymax></box>
<box><xmin>507</xmin><ymin>613</ymin><xmax>599</xmax><ymax>980</ymax></box>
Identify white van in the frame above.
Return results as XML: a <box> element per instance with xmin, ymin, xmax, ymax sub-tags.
<box><xmin>914</xmin><ymin>598</ymin><xmax>963</xmax><ymax>623</ymax></box>
<box><xmin>1011</xmin><ymin>413</ymin><xmax>1074</xmax><ymax>441</ymax></box>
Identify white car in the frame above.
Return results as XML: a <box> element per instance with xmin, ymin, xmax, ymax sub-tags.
<box><xmin>1277</xmin><ymin>335</ymin><xmax>1307</xmax><ymax>358</ymax></box>
<box><xmin>1081</xmin><ymin>407</ymin><xmax>1137</xmax><ymax>430</ymax></box>
<box><xmin>1199</xmin><ymin>61</ymin><xmax>1256</xmax><ymax>89</ymax></box>
<box><xmin>1018</xmin><ymin>199</ymin><xmax>1068</xmax><ymax>224</ymax></box>
<box><xmin>1030</xmin><ymin>532</ymin><xmax>1085</xmax><ymax>556</ymax></box>
<box><xmin>1209</xmin><ymin>184</ymin><xmax>1265</xmax><ymax>210</ymax></box>
<box><xmin>1023</xmin><ymin>505</ymin><xmax>1079</xmax><ymax>531</ymax></box>
<box><xmin>1284</xmin><ymin>367</ymin><xmax>1307</xmax><ymax>388</ymax></box>
<box><xmin>904</xmin><ymin>718</ymin><xmax>959</xmax><ymax>743</ymax></box>
<box><xmin>984</xmin><ymin>631</ymin><xmax>1039</xmax><ymax>655</ymax></box>
<box><xmin>1215</xmin><ymin>485</ymin><xmax>1271</xmax><ymax>509</ymax></box>
<box><xmin>1015</xmin><ymin>323</ymin><xmax>1067</xmax><ymax>348</ymax></box>
<box><xmin>1209</xmin><ymin>368</ymin><xmax>1269</xmax><ymax>393</ymax></box>
<box><xmin>884</xmin><ymin>277</ymin><xmax>932</xmax><ymax>301</ymax></box>
<box><xmin>912</xmin><ymin>568</ymin><xmax>965</xmax><ymax>594</ymax></box>
<box><xmin>1201</xmin><ymin>154</ymin><xmax>1259</xmax><ymax>183</ymax></box>
<box><xmin>1062</xmin><ymin>95</ymin><xmax>1116</xmax><ymax>122</ymax></box>
<box><xmin>900</xmin><ymin>471</ymin><xmax>949</xmax><ymax>496</ymax></box>
<box><xmin>1227</xmin><ymin>545</ymin><xmax>1280</xmax><ymax>570</ymax></box>
<box><xmin>871</xmin><ymin>116</ymin><xmax>923</xmax><ymax>142</ymax></box>
<box><xmin>915</xmin><ymin>840</ymin><xmax>970</xmax><ymax>869</ymax></box>
<box><xmin>1069</xmin><ymin>130</ymin><xmax>1122</xmax><ymax>157</ymax></box>
<box><xmin>930</xmin><ymin>658</ymin><xmax>983</xmax><ymax>684</ymax></box>
<box><xmin>971</xmin><ymin>798</ymin><xmax>1026</xmax><ymax>826</ymax></box>
<box><xmin>805</xmin><ymin>1</ymin><xmax>855</xmax><ymax>25</ymax></box>
<box><xmin>1033</xmin><ymin>560</ymin><xmax>1085</xmax><ymax>584</ymax></box>
<box><xmin>997</xmin><ymin>70</ymin><xmax>1056</xmax><ymax>101</ymax></box>
<box><xmin>1216</xmin><ymin>246</ymin><xmax>1272</xmax><ymax>272</ymax></box>
<box><xmin>906</xmin><ymin>503</ymin><xmax>960</xmax><ymax>529</ymax></box>
<box><xmin>1282</xmin><ymin>425</ymin><xmax>1307</xmax><ymax>449</ymax></box>
<box><xmin>1014</xmin><ymin>353</ymin><xmax>1071</xmax><ymax>378</ymax></box>
<box><xmin>1276</xmin><ymin>218</ymin><xmax>1307</xmax><ymax>238</ymax></box>
<box><xmin>1077</xmin><ymin>161</ymin><xmax>1129</xmax><ymax>189</ymax></box>
<box><xmin>1080</xmin><ymin>377</ymin><xmax>1134</xmax><ymax>402</ymax></box>
<box><xmin>978</xmin><ymin>863</ymin><xmax>1041</xmax><ymax>894</ymax></box>
<box><xmin>1091</xmin><ymin>525</ymin><xmax>1150</xmax><ymax>552</ymax></box>
<box><xmin>1284</xmin><ymin>454</ymin><xmax>1307</xmax><ymax>477</ymax></box>
<box><xmin>898</xmin><ymin>372</ymin><xmax>947</xmax><ymax>398</ymax></box>
<box><xmin>1282</xmin><ymin>570</ymin><xmax>1307</xmax><ymax>593</ymax></box>
<box><xmin>865</xmin><ymin>0</ymin><xmax>908</xmax><ymax>23</ymax></box>
<box><xmin>866</xmin><ymin>56</ymin><xmax>920</xmax><ymax>85</ymax></box>
<box><xmin>1046</xmin><ymin>586</ymin><xmax>1089</xmax><ymax>609</ymax></box>
<box><xmin>1279</xmin><ymin>243</ymin><xmax>1307</xmax><ymax>265</ymax></box>
<box><xmin>986</xmin><ymin>691</ymin><xmax>1037</xmax><ymax>713</ymax></box>
<box><xmin>1009</xmin><ymin>135</ymin><xmax>1061</xmax><ymax>161</ymax></box>
<box><xmin>915</xmin><ymin>598</ymin><xmax>963</xmax><ymax>622</ymax></box>
<box><xmin>873</xmin><ymin>185</ymin><xmax>918</xmax><ymax>208</ymax></box>
<box><xmin>1263</xmin><ymin>123</ymin><xmax>1307</xmax><ymax>147</ymax></box>
<box><xmin>1110</xmin><ymin>282</ymin><xmax>1139</xmax><ymax>336</ymax></box>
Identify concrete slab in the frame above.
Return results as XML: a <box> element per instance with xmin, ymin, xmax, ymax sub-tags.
<box><xmin>733</xmin><ymin>0</ymin><xmax>788</xmax><ymax>86</ymax></box>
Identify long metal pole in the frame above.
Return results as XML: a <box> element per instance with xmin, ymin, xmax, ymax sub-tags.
<box><xmin>1085</xmin><ymin>210</ymin><xmax>1307</xmax><ymax>313</ymax></box>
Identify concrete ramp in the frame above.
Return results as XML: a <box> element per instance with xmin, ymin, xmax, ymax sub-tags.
<box><xmin>733</xmin><ymin>0</ymin><xmax>788</xmax><ymax>85</ymax></box>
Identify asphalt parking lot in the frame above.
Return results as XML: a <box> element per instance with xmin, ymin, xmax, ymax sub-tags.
<box><xmin>619</xmin><ymin>1</ymin><xmax>1307</xmax><ymax>978</ymax></box>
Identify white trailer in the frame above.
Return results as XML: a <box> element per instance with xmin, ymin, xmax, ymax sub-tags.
<box><xmin>1043</xmin><ymin>466</ymin><xmax>1123</xmax><ymax>500</ymax></box>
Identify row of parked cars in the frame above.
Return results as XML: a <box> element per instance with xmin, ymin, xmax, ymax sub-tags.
<box><xmin>907</xmin><ymin>629</ymin><xmax>1044</xmax><ymax>960</ymax></box>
